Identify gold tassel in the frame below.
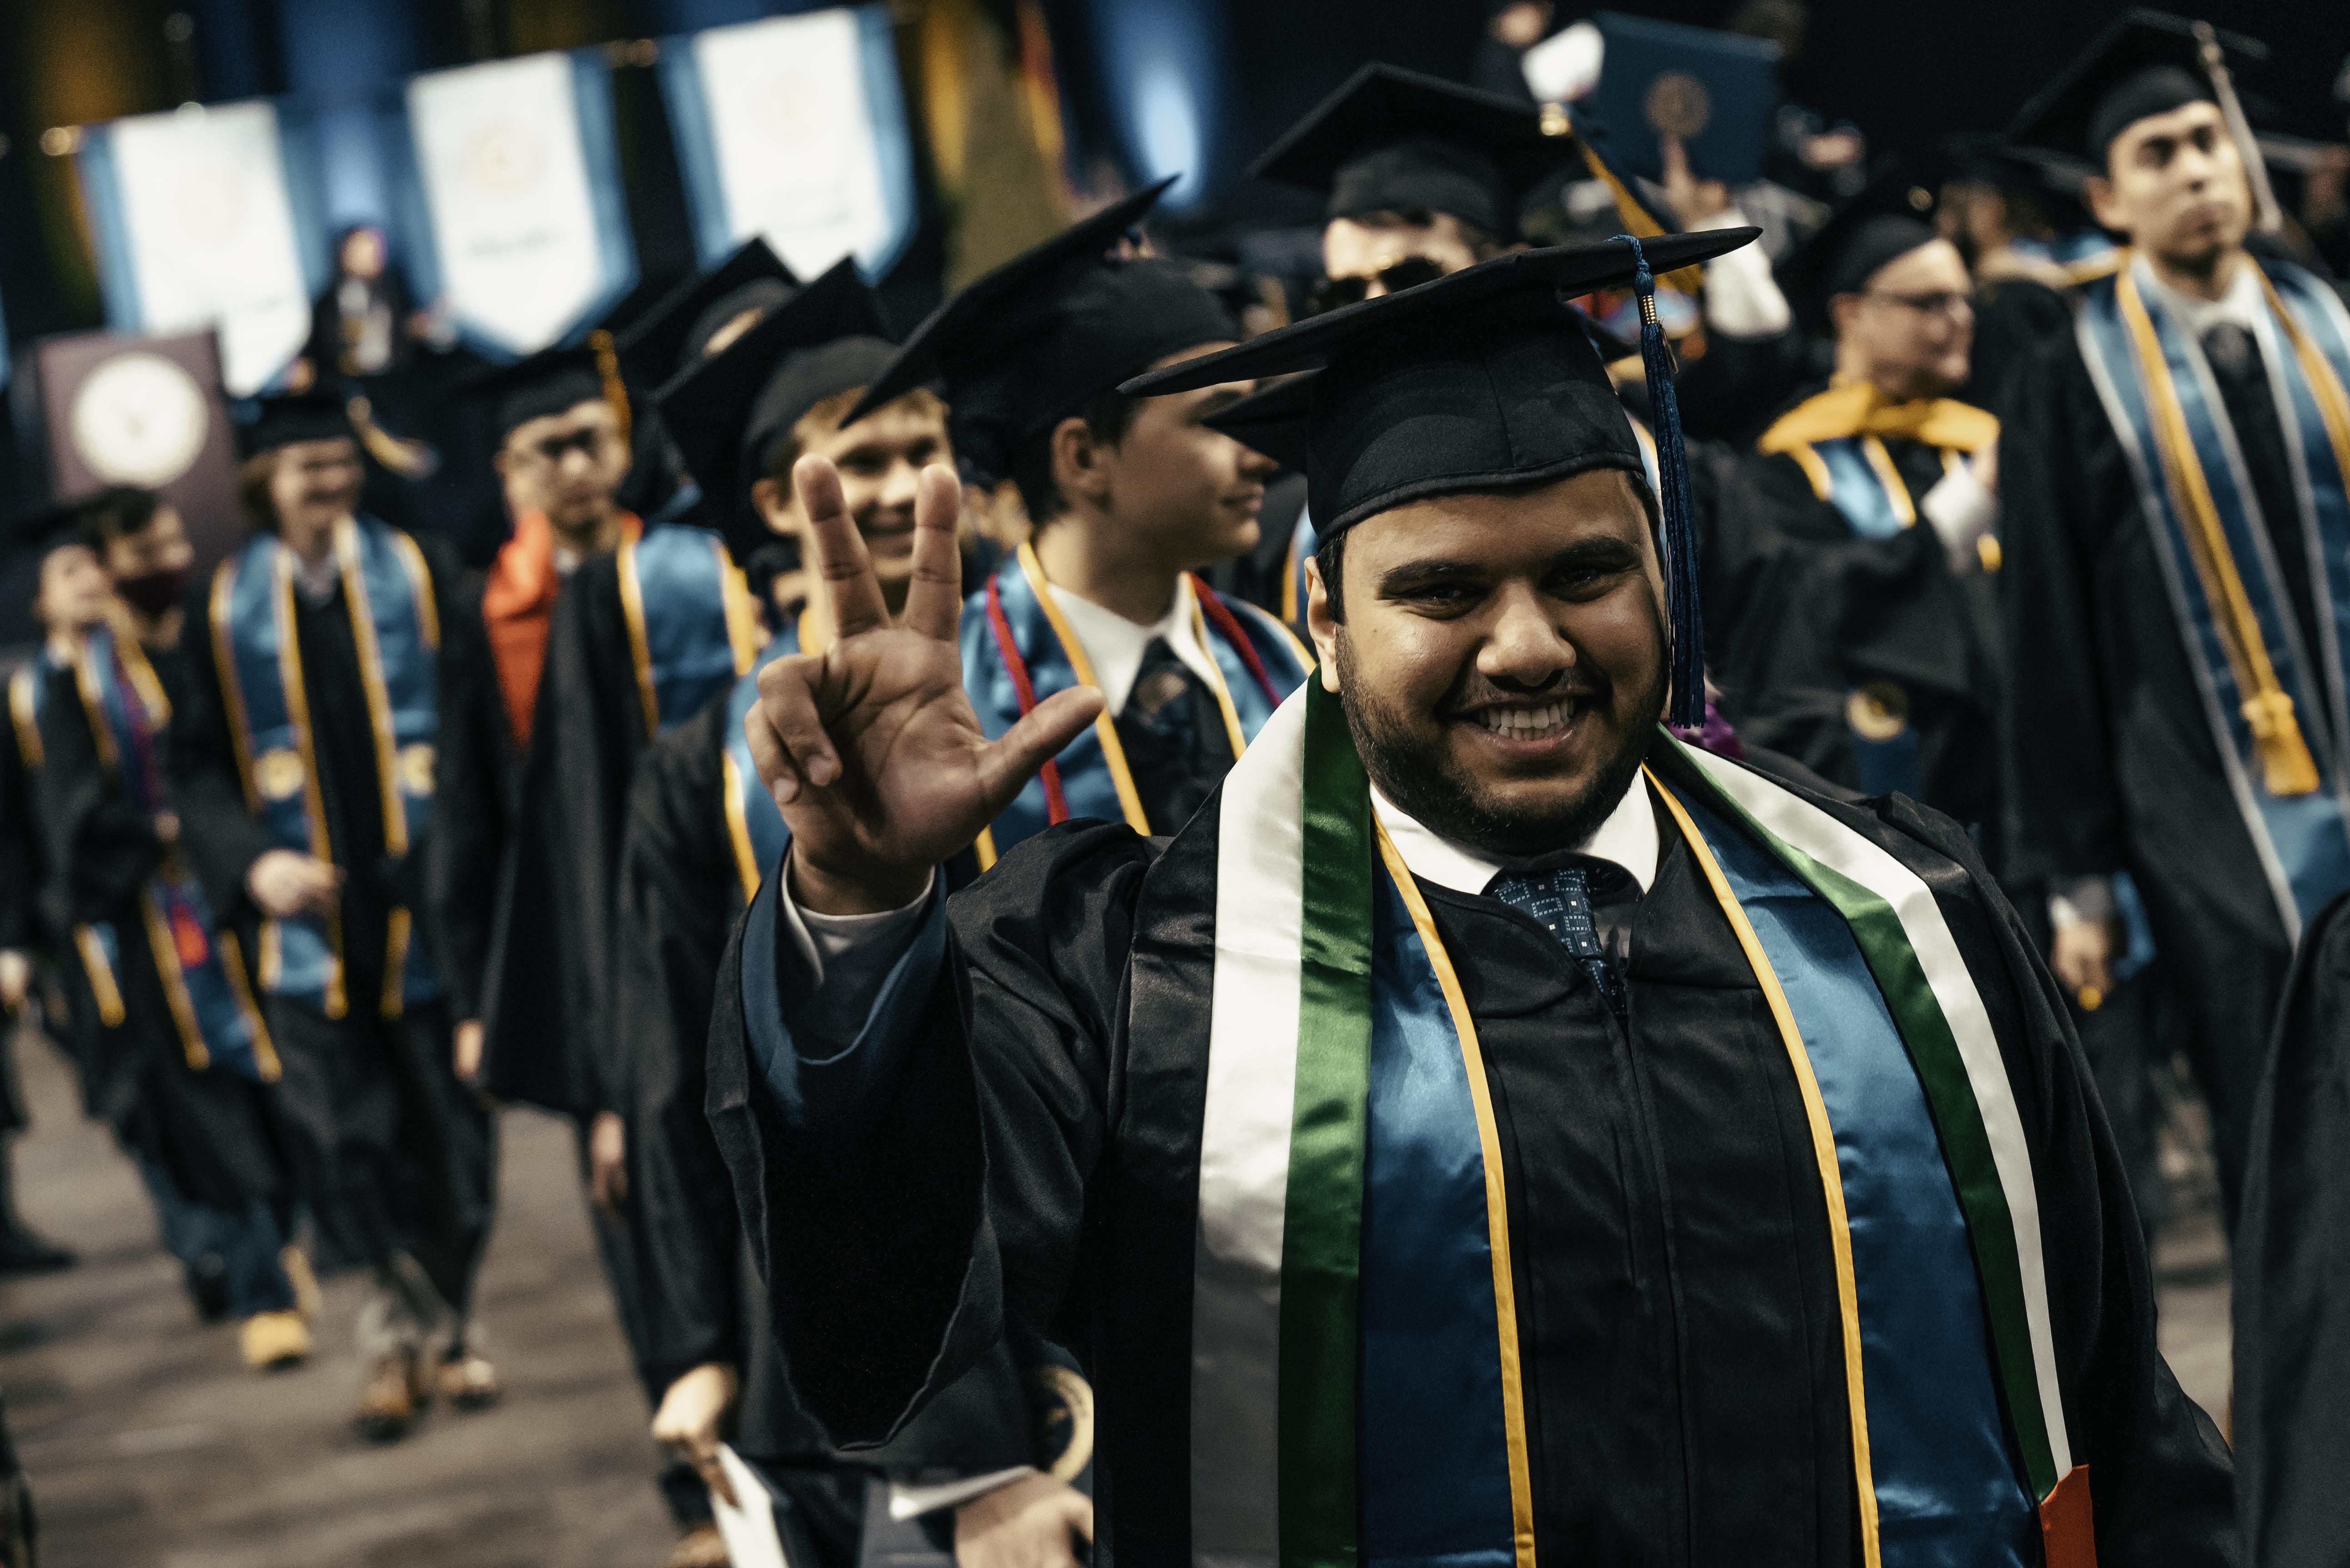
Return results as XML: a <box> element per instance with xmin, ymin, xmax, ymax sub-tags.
<box><xmin>2241</xmin><ymin>689</ymin><xmax>2321</xmax><ymax>796</ymax></box>
<box><xmin>589</xmin><ymin>328</ymin><xmax>631</xmax><ymax>447</ymax></box>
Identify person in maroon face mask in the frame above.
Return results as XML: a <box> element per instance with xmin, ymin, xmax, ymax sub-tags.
<box><xmin>82</xmin><ymin>488</ymin><xmax>196</xmax><ymax>649</ymax></box>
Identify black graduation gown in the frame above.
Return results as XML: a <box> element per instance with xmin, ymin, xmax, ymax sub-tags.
<box><xmin>1711</xmin><ymin>432</ymin><xmax>2002</xmax><ymax>836</ymax></box>
<box><xmin>1963</xmin><ymin>275</ymin><xmax>2075</xmax><ymax>415</ymax></box>
<box><xmin>27</xmin><ymin>649</ymin><xmax>285</xmax><ymax>1209</ymax></box>
<box><xmin>2233</xmin><ymin>886</ymin><xmax>2350</xmax><ymax>1568</ymax></box>
<box><xmin>618</xmin><ymin>695</ymin><xmax>1074</xmax><ymax>1483</ymax></box>
<box><xmin>706</xmin><ymin>739</ymin><xmax>2232</xmax><ymax>1567</ymax></box>
<box><xmin>0</xmin><ymin>700</ymin><xmax>37</xmax><ymax>1135</ymax></box>
<box><xmin>172</xmin><ymin>534</ymin><xmax>490</xmax><ymax>1270</ymax></box>
<box><xmin>1999</xmin><ymin>330</ymin><xmax>2294</xmax><ymax>1205</ymax></box>
<box><xmin>464</xmin><ymin>546</ymin><xmax>669</xmax><ymax>1117</ymax></box>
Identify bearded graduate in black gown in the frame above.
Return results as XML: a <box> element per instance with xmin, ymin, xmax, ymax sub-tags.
<box><xmin>703</xmin><ymin>228</ymin><xmax>2230</xmax><ymax>1566</ymax></box>
<box><xmin>1998</xmin><ymin>11</ymin><xmax>2350</xmax><ymax>1218</ymax></box>
<box><xmin>174</xmin><ymin>395</ymin><xmax>494</xmax><ymax>1439</ymax></box>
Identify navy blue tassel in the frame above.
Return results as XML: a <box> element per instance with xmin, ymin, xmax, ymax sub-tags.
<box><xmin>1614</xmin><ymin>234</ymin><xmax>1705</xmax><ymax>728</ymax></box>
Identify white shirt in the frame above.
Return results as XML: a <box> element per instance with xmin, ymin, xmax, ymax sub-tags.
<box><xmin>1372</xmin><ymin>771</ymin><xmax>1659</xmax><ymax>897</ymax></box>
<box><xmin>1044</xmin><ymin>576</ymin><xmax>1222</xmax><ymax>718</ymax></box>
<box><xmin>2146</xmin><ymin>256</ymin><xmax>2266</xmax><ymax>341</ymax></box>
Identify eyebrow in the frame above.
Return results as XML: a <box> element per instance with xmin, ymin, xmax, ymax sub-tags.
<box><xmin>1375</xmin><ymin>536</ymin><xmax>1641</xmax><ymax>596</ymax></box>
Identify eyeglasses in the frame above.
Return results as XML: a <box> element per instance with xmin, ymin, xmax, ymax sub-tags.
<box><xmin>1862</xmin><ymin>289</ymin><xmax>1974</xmax><ymax>318</ymax></box>
<box><xmin>1307</xmin><ymin>256</ymin><xmax>1448</xmax><ymax>315</ymax></box>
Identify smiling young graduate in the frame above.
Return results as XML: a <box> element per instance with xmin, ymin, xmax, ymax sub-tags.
<box><xmin>1997</xmin><ymin>10</ymin><xmax>2350</xmax><ymax>1219</ymax></box>
<box><xmin>839</xmin><ymin>178</ymin><xmax>1311</xmax><ymax>863</ymax></box>
<box><xmin>705</xmin><ymin>226</ymin><xmax>2233</xmax><ymax>1567</ymax></box>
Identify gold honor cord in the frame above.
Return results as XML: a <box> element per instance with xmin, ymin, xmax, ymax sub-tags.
<box><xmin>1649</xmin><ymin>770</ymin><xmax>1884</xmax><ymax>1568</ymax></box>
<box><xmin>271</xmin><ymin>548</ymin><xmax>348</xmax><ymax>1017</ymax></box>
<box><xmin>139</xmin><ymin>891</ymin><xmax>211</xmax><ymax>1071</ymax></box>
<box><xmin>1013</xmin><ymin>543</ymin><xmax>1151</xmax><ymax>837</ymax></box>
<box><xmin>7</xmin><ymin>669</ymin><xmax>42</xmax><ymax>769</ymax></box>
<box><xmin>618</xmin><ymin>538</ymin><xmax>665</xmax><ymax>741</ymax></box>
<box><xmin>337</xmin><ymin>521</ymin><xmax>411</xmax><ymax>860</ymax></box>
<box><xmin>1858</xmin><ymin>436</ymin><xmax>1919</xmax><ymax>528</ymax></box>
<box><xmin>2116</xmin><ymin>263</ymin><xmax>2320</xmax><ymax>795</ymax></box>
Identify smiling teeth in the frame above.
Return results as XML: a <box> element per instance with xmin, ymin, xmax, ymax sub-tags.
<box><xmin>1476</xmin><ymin>701</ymin><xmax>1572</xmax><ymax>739</ymax></box>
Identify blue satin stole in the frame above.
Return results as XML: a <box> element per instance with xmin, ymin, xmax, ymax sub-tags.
<box><xmin>623</xmin><ymin>525</ymin><xmax>749</xmax><ymax>736</ymax></box>
<box><xmin>1359</xmin><ymin>870</ymin><xmax>1516</xmax><ymax>1568</ymax></box>
<box><xmin>2079</xmin><ymin>259</ymin><xmax>2350</xmax><ymax>929</ymax></box>
<box><xmin>959</xmin><ymin>565</ymin><xmax>1307</xmax><ymax>854</ymax></box>
<box><xmin>1813</xmin><ymin>439</ymin><xmax>1917</xmax><ymax>539</ymax></box>
<box><xmin>85</xmin><ymin>629</ymin><xmax>268</xmax><ymax>1078</ymax></box>
<box><xmin>723</xmin><ymin>620</ymin><xmax>801</xmax><ymax>899</ymax></box>
<box><xmin>1685</xmin><ymin>794</ymin><xmax>2038</xmax><ymax>1566</ymax></box>
<box><xmin>215</xmin><ymin>518</ymin><xmax>442</xmax><ymax>1011</ymax></box>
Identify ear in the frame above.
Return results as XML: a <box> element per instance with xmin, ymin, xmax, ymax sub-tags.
<box><xmin>1305</xmin><ymin>557</ymin><xmax>1343</xmax><ymax>694</ymax></box>
<box><xmin>1049</xmin><ymin>415</ymin><xmax>1110</xmax><ymax>511</ymax></box>
<box><xmin>2083</xmin><ymin>172</ymin><xmax>2124</xmax><ymax>234</ymax></box>
<box><xmin>492</xmin><ymin>446</ymin><xmax>513</xmax><ymax>479</ymax></box>
<box><xmin>751</xmin><ymin>475</ymin><xmax>798</xmax><ymax>537</ymax></box>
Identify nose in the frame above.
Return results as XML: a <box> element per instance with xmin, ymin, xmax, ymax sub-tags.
<box><xmin>878</xmin><ymin>456</ymin><xmax>923</xmax><ymax>513</ymax></box>
<box><xmin>1232</xmin><ymin>437</ymin><xmax>1277</xmax><ymax>479</ymax></box>
<box><xmin>1476</xmin><ymin>582</ymin><xmax>1575</xmax><ymax>687</ymax></box>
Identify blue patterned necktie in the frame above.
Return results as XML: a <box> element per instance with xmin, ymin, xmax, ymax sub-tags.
<box><xmin>1488</xmin><ymin>862</ymin><xmax>1627</xmax><ymax>1019</ymax></box>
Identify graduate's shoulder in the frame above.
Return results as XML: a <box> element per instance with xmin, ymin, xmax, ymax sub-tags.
<box><xmin>947</xmin><ymin>819</ymin><xmax>1164</xmax><ymax>956</ymax></box>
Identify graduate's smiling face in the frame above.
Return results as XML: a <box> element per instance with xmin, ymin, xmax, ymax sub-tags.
<box><xmin>1308</xmin><ymin>467</ymin><xmax>1668</xmax><ymax>859</ymax></box>
<box><xmin>266</xmin><ymin>437</ymin><xmax>364</xmax><ymax>555</ymax></box>
<box><xmin>1832</xmin><ymin>238</ymin><xmax>1974</xmax><ymax>401</ymax></box>
<box><xmin>35</xmin><ymin>544</ymin><xmax>111</xmax><ymax>637</ymax></box>
<box><xmin>753</xmin><ymin>389</ymin><xmax>952</xmax><ymax>613</ymax></box>
<box><xmin>1053</xmin><ymin>344</ymin><xmax>1274</xmax><ymax>571</ymax></box>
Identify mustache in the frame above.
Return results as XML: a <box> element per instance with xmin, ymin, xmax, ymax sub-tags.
<box><xmin>1439</xmin><ymin>670</ymin><xmax>1606</xmax><ymax>719</ymax></box>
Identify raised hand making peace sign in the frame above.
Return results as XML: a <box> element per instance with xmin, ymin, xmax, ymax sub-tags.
<box><xmin>744</xmin><ymin>455</ymin><xmax>1104</xmax><ymax>915</ymax></box>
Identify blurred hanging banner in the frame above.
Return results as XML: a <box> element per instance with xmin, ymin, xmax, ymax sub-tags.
<box><xmin>74</xmin><ymin>101</ymin><xmax>324</xmax><ymax>397</ymax></box>
<box><xmin>657</xmin><ymin>5</ymin><xmax>919</xmax><ymax>282</ymax></box>
<box><xmin>402</xmin><ymin>50</ymin><xmax>638</xmax><ymax>359</ymax></box>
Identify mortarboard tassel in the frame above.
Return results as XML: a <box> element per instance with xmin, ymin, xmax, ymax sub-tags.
<box><xmin>1615</xmin><ymin>234</ymin><xmax>1706</xmax><ymax>728</ymax></box>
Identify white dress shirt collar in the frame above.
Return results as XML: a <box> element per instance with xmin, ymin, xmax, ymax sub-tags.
<box><xmin>2147</xmin><ymin>255</ymin><xmax>2265</xmax><ymax>339</ymax></box>
<box><xmin>1045</xmin><ymin>575</ymin><xmax>1221</xmax><ymax>717</ymax></box>
<box><xmin>1372</xmin><ymin>769</ymin><xmax>1659</xmax><ymax>898</ymax></box>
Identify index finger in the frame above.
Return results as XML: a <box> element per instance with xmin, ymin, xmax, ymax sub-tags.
<box><xmin>795</xmin><ymin>453</ymin><xmax>891</xmax><ymax>638</ymax></box>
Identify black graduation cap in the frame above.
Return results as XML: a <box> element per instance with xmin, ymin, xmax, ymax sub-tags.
<box><xmin>617</xmin><ymin>237</ymin><xmax>801</xmax><ymax>385</ymax></box>
<box><xmin>453</xmin><ymin>347</ymin><xmax>615</xmax><ymax>440</ymax></box>
<box><xmin>844</xmin><ymin>178</ymin><xmax>1239</xmax><ymax>482</ymax></box>
<box><xmin>1202</xmin><ymin>371</ymin><xmax>1318</xmax><ymax>473</ymax></box>
<box><xmin>236</xmin><ymin>391</ymin><xmax>355</xmax><ymax>458</ymax></box>
<box><xmin>1250</xmin><ymin>64</ymin><xmax>1573</xmax><ymax>243</ymax></box>
<box><xmin>652</xmin><ymin>256</ymin><xmax>899</xmax><ymax>516</ymax></box>
<box><xmin>1126</xmin><ymin>227</ymin><xmax>1759</xmax><ymax>727</ymax></box>
<box><xmin>4</xmin><ymin>494</ymin><xmax>100</xmax><ymax>560</ymax></box>
<box><xmin>1777</xmin><ymin>159</ymin><xmax>1945</xmax><ymax>326</ymax></box>
<box><xmin>2007</xmin><ymin>9</ymin><xmax>2267</xmax><ymax>165</ymax></box>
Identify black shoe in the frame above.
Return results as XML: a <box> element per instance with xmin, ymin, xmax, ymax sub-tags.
<box><xmin>0</xmin><ymin>1229</ymin><xmax>75</xmax><ymax>1276</ymax></box>
<box><xmin>184</xmin><ymin>1253</ymin><xmax>231</xmax><ymax>1322</ymax></box>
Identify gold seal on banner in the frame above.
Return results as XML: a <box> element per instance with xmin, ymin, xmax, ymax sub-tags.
<box><xmin>255</xmin><ymin>749</ymin><xmax>306</xmax><ymax>803</ymax></box>
<box><xmin>398</xmin><ymin>743</ymin><xmax>437</xmax><ymax>798</ymax></box>
<box><xmin>467</xmin><ymin>119</ymin><xmax>547</xmax><ymax>193</ymax></box>
<box><xmin>1845</xmin><ymin>683</ymin><xmax>1911</xmax><ymax>743</ymax></box>
<box><xmin>1645</xmin><ymin>72</ymin><xmax>1712</xmax><ymax>141</ymax></box>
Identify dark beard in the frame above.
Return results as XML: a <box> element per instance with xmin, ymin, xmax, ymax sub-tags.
<box><xmin>1334</xmin><ymin>630</ymin><xmax>1662</xmax><ymax>861</ymax></box>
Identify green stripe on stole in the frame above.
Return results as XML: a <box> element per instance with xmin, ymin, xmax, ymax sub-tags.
<box><xmin>1278</xmin><ymin>682</ymin><xmax>1376</xmax><ymax>1568</ymax></box>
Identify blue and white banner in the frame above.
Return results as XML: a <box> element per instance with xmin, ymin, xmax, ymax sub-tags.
<box><xmin>75</xmin><ymin>101</ymin><xmax>325</xmax><ymax>397</ymax></box>
<box><xmin>658</xmin><ymin>5</ymin><xmax>919</xmax><ymax>282</ymax></box>
<box><xmin>402</xmin><ymin>50</ymin><xmax>637</xmax><ymax>359</ymax></box>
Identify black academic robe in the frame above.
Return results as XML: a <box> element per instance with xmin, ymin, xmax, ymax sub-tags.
<box><xmin>618</xmin><ymin>695</ymin><xmax>1073</xmax><ymax>1483</ymax></box>
<box><xmin>462</xmin><ymin>546</ymin><xmax>675</xmax><ymax>1117</ymax></box>
<box><xmin>27</xmin><ymin>648</ymin><xmax>285</xmax><ymax>1208</ymax></box>
<box><xmin>1711</xmin><ymin>432</ymin><xmax>2002</xmax><ymax>837</ymax></box>
<box><xmin>2233</xmin><ymin>886</ymin><xmax>2350</xmax><ymax>1568</ymax></box>
<box><xmin>172</xmin><ymin>533</ymin><xmax>489</xmax><ymax>1273</ymax></box>
<box><xmin>1999</xmin><ymin>329</ymin><xmax>2295</xmax><ymax>1207</ymax></box>
<box><xmin>0</xmin><ymin>701</ymin><xmax>37</xmax><ymax>1135</ymax></box>
<box><xmin>707</xmin><ymin>738</ymin><xmax>2232</xmax><ymax>1567</ymax></box>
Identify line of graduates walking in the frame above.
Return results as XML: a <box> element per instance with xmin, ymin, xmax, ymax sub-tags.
<box><xmin>8</xmin><ymin>7</ymin><xmax>2350</xmax><ymax>1566</ymax></box>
